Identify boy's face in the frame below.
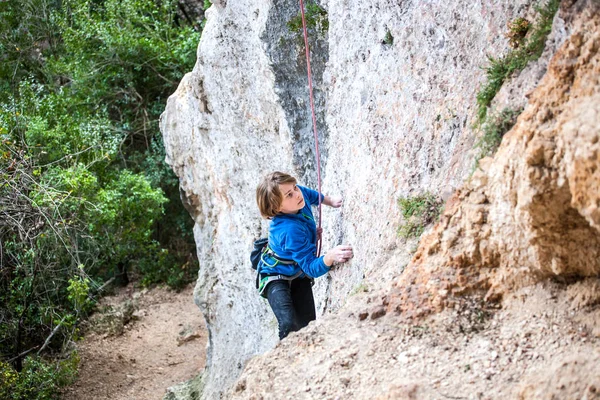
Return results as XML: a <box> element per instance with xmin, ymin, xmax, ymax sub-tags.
<box><xmin>278</xmin><ymin>183</ymin><xmax>305</xmax><ymax>214</ymax></box>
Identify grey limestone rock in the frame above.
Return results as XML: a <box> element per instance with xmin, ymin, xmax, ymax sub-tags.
<box><xmin>160</xmin><ymin>0</ymin><xmax>541</xmax><ymax>397</ymax></box>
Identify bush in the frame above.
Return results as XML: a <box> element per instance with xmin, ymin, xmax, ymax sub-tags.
<box><xmin>0</xmin><ymin>354</ymin><xmax>78</xmax><ymax>400</ymax></box>
<box><xmin>54</xmin><ymin>0</ymin><xmax>200</xmax><ymax>136</ymax></box>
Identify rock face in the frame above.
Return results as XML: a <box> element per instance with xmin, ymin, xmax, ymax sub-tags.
<box><xmin>389</xmin><ymin>0</ymin><xmax>600</xmax><ymax>318</ymax></box>
<box><xmin>160</xmin><ymin>0</ymin><xmax>600</xmax><ymax>398</ymax></box>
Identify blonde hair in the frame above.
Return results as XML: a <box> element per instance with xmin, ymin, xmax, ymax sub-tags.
<box><xmin>256</xmin><ymin>171</ymin><xmax>297</xmax><ymax>219</ymax></box>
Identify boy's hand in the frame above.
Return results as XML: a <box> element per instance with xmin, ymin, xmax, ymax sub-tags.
<box><xmin>324</xmin><ymin>245</ymin><xmax>353</xmax><ymax>266</ymax></box>
<box><xmin>324</xmin><ymin>195</ymin><xmax>343</xmax><ymax>208</ymax></box>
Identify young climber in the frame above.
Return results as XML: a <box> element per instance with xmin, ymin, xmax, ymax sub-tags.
<box><xmin>256</xmin><ymin>171</ymin><xmax>353</xmax><ymax>340</ymax></box>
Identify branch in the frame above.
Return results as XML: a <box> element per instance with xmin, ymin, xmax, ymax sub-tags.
<box><xmin>95</xmin><ymin>277</ymin><xmax>115</xmax><ymax>293</ymax></box>
<box><xmin>37</xmin><ymin>316</ymin><xmax>66</xmax><ymax>355</ymax></box>
<box><xmin>6</xmin><ymin>345</ymin><xmax>40</xmax><ymax>363</ymax></box>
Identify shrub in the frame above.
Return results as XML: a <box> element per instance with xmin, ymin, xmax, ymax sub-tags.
<box><xmin>0</xmin><ymin>0</ymin><xmax>200</xmax><ymax>394</ymax></box>
<box><xmin>0</xmin><ymin>353</ymin><xmax>78</xmax><ymax>400</ymax></box>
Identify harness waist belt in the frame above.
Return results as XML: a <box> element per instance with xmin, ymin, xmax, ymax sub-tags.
<box><xmin>258</xmin><ymin>270</ymin><xmax>304</xmax><ymax>296</ymax></box>
<box><xmin>260</xmin><ymin>248</ymin><xmax>297</xmax><ymax>267</ymax></box>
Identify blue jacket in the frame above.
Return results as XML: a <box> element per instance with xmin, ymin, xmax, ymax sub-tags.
<box><xmin>258</xmin><ymin>186</ymin><xmax>330</xmax><ymax>278</ymax></box>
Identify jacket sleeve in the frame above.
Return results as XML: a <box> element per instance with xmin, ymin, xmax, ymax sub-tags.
<box><xmin>299</xmin><ymin>185</ymin><xmax>324</xmax><ymax>207</ymax></box>
<box><xmin>282</xmin><ymin>226</ymin><xmax>330</xmax><ymax>278</ymax></box>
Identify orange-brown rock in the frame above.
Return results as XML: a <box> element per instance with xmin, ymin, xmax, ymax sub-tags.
<box><xmin>390</xmin><ymin>0</ymin><xmax>600</xmax><ymax>319</ymax></box>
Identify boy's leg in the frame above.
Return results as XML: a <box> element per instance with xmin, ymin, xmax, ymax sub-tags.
<box><xmin>265</xmin><ymin>280</ymin><xmax>297</xmax><ymax>340</ymax></box>
<box><xmin>291</xmin><ymin>277</ymin><xmax>316</xmax><ymax>330</ymax></box>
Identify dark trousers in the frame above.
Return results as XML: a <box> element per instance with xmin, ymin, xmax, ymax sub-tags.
<box><xmin>265</xmin><ymin>277</ymin><xmax>316</xmax><ymax>340</ymax></box>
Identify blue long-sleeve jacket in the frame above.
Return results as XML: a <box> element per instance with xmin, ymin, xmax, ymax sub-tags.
<box><xmin>258</xmin><ymin>185</ymin><xmax>330</xmax><ymax>278</ymax></box>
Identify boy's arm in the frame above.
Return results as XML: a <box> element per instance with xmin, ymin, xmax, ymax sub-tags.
<box><xmin>285</xmin><ymin>227</ymin><xmax>330</xmax><ymax>278</ymax></box>
<box><xmin>322</xmin><ymin>195</ymin><xmax>343</xmax><ymax>208</ymax></box>
<box><xmin>299</xmin><ymin>185</ymin><xmax>342</xmax><ymax>208</ymax></box>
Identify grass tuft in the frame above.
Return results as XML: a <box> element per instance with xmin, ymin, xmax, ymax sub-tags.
<box><xmin>474</xmin><ymin>107</ymin><xmax>521</xmax><ymax>164</ymax></box>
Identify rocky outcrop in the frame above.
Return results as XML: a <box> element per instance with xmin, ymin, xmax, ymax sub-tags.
<box><xmin>389</xmin><ymin>0</ymin><xmax>600</xmax><ymax>318</ymax></box>
<box><xmin>225</xmin><ymin>2</ymin><xmax>600</xmax><ymax>398</ymax></box>
<box><xmin>160</xmin><ymin>1</ymin><xmax>327</xmax><ymax>396</ymax></box>
<box><xmin>160</xmin><ymin>0</ymin><xmax>599</xmax><ymax>398</ymax></box>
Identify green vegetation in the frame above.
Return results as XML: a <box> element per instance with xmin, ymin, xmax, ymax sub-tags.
<box><xmin>287</xmin><ymin>2</ymin><xmax>329</xmax><ymax>36</ymax></box>
<box><xmin>350</xmin><ymin>283</ymin><xmax>369</xmax><ymax>296</ymax></box>
<box><xmin>476</xmin><ymin>0</ymin><xmax>560</xmax><ymax>124</ymax></box>
<box><xmin>506</xmin><ymin>17</ymin><xmax>531</xmax><ymax>49</ymax></box>
<box><xmin>474</xmin><ymin>107</ymin><xmax>521</xmax><ymax>163</ymax></box>
<box><xmin>0</xmin><ymin>354</ymin><xmax>79</xmax><ymax>400</ymax></box>
<box><xmin>471</xmin><ymin>0</ymin><xmax>559</xmax><ymax>171</ymax></box>
<box><xmin>397</xmin><ymin>193</ymin><xmax>444</xmax><ymax>239</ymax></box>
<box><xmin>383</xmin><ymin>29</ymin><xmax>394</xmax><ymax>46</ymax></box>
<box><xmin>1</xmin><ymin>0</ymin><xmax>202</xmax><ymax>396</ymax></box>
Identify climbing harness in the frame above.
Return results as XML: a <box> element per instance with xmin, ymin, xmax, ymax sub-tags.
<box><xmin>251</xmin><ymin>237</ymin><xmax>296</xmax><ymax>270</ymax></box>
<box><xmin>251</xmin><ymin>237</ymin><xmax>302</xmax><ymax>297</ymax></box>
<box><xmin>299</xmin><ymin>0</ymin><xmax>323</xmax><ymax>256</ymax></box>
<box><xmin>257</xmin><ymin>270</ymin><xmax>304</xmax><ymax>298</ymax></box>
<box><xmin>259</xmin><ymin>245</ymin><xmax>297</xmax><ymax>269</ymax></box>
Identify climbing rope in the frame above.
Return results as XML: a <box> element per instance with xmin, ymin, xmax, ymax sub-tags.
<box><xmin>298</xmin><ymin>0</ymin><xmax>323</xmax><ymax>256</ymax></box>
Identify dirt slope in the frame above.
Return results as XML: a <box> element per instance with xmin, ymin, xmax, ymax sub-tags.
<box><xmin>62</xmin><ymin>285</ymin><xmax>206</xmax><ymax>400</ymax></box>
<box><xmin>231</xmin><ymin>280</ymin><xmax>599</xmax><ymax>399</ymax></box>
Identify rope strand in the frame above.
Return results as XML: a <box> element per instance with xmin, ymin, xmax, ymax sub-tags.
<box><xmin>299</xmin><ymin>0</ymin><xmax>323</xmax><ymax>256</ymax></box>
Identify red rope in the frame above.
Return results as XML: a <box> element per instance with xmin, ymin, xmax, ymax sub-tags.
<box><xmin>298</xmin><ymin>0</ymin><xmax>323</xmax><ymax>256</ymax></box>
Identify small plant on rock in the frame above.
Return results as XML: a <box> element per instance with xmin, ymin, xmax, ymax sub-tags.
<box><xmin>350</xmin><ymin>283</ymin><xmax>369</xmax><ymax>296</ymax></box>
<box><xmin>382</xmin><ymin>29</ymin><xmax>394</xmax><ymax>46</ymax></box>
<box><xmin>474</xmin><ymin>107</ymin><xmax>521</xmax><ymax>164</ymax></box>
<box><xmin>397</xmin><ymin>193</ymin><xmax>444</xmax><ymax>239</ymax></box>
<box><xmin>287</xmin><ymin>3</ymin><xmax>329</xmax><ymax>36</ymax></box>
<box><xmin>506</xmin><ymin>17</ymin><xmax>531</xmax><ymax>49</ymax></box>
<box><xmin>476</xmin><ymin>0</ymin><xmax>559</xmax><ymax>124</ymax></box>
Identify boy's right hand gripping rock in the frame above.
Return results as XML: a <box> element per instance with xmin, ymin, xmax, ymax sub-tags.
<box><xmin>324</xmin><ymin>245</ymin><xmax>353</xmax><ymax>267</ymax></box>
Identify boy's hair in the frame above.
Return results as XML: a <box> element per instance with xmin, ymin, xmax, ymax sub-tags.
<box><xmin>256</xmin><ymin>171</ymin><xmax>297</xmax><ymax>219</ymax></box>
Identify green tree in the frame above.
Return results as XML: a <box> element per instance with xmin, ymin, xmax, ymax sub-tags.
<box><xmin>1</xmin><ymin>0</ymin><xmax>201</xmax><ymax>396</ymax></box>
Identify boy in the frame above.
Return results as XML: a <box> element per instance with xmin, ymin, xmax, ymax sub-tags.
<box><xmin>256</xmin><ymin>171</ymin><xmax>353</xmax><ymax>339</ymax></box>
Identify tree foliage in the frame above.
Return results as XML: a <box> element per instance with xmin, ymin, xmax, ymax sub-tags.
<box><xmin>0</xmin><ymin>0</ymin><xmax>201</xmax><ymax>396</ymax></box>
